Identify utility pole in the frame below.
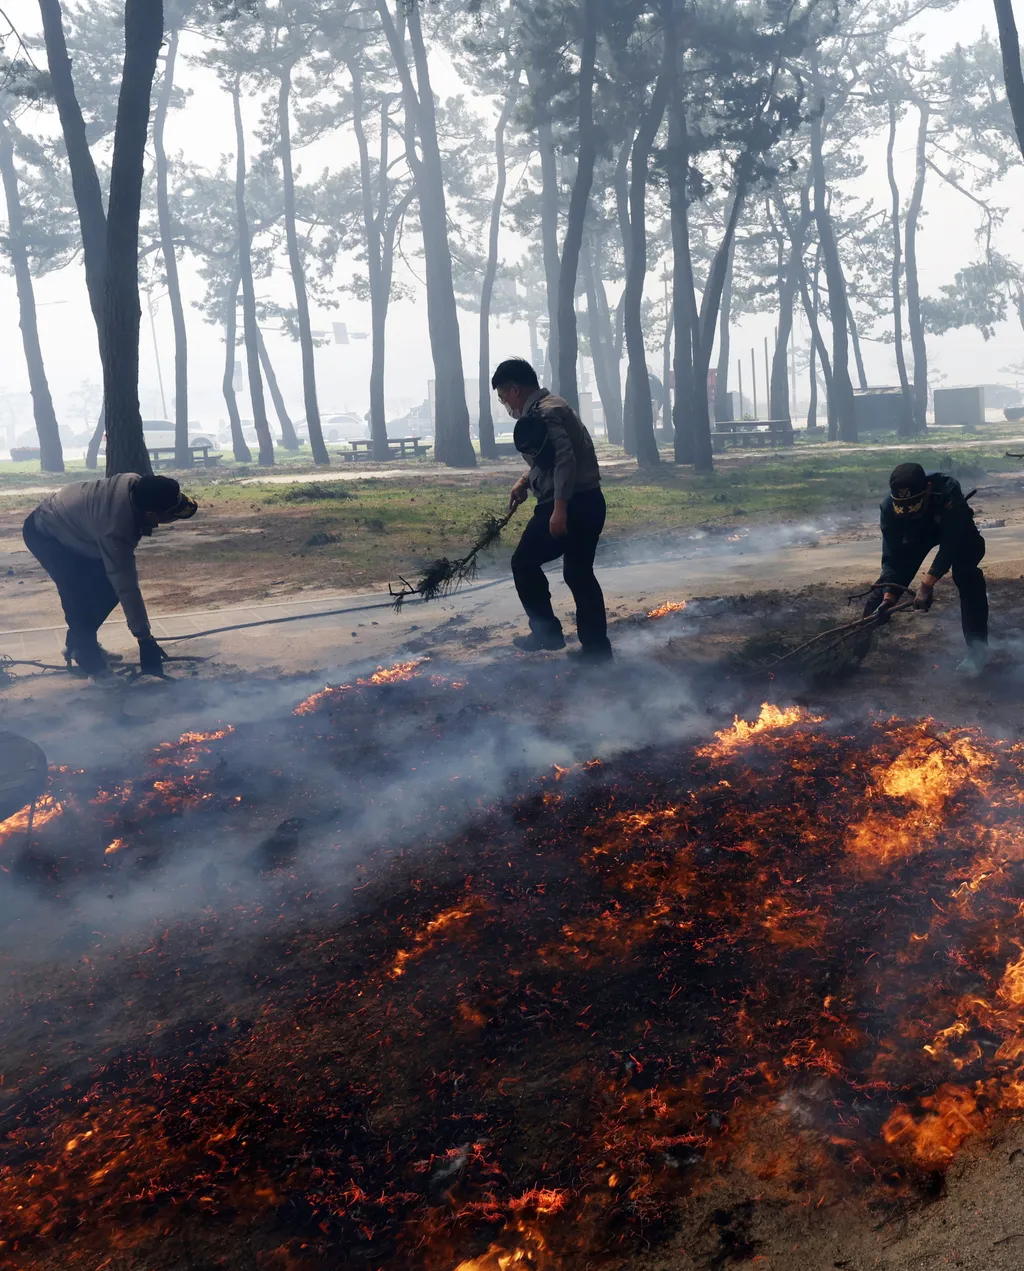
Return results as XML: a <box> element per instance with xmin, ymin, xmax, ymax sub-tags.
<box><xmin>738</xmin><ymin>358</ymin><xmax>744</xmax><ymax>421</ymax></box>
<box><xmin>751</xmin><ymin>348</ymin><xmax>758</xmax><ymax>421</ymax></box>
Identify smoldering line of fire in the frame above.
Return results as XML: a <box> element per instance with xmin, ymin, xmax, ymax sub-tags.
<box><xmin>0</xmin><ymin>510</ymin><xmax>856</xmax><ymax>966</ymax></box>
<box><xmin>0</xmin><ymin>651</ymin><xmax>723</xmax><ymax>969</ymax></box>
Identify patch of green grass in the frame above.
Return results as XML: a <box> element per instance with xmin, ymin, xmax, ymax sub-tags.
<box><xmin>2</xmin><ymin>446</ymin><xmax>1017</xmax><ymax>594</ymax></box>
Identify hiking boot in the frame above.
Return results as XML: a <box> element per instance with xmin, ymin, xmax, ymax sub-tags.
<box><xmin>566</xmin><ymin>645</ymin><xmax>614</xmax><ymax>664</ymax></box>
<box><xmin>513</xmin><ymin>631</ymin><xmax>566</xmax><ymax>653</ymax></box>
<box><xmin>956</xmin><ymin>645</ymin><xmax>989</xmax><ymax>678</ymax></box>
<box><xmin>64</xmin><ymin>639</ymin><xmax>123</xmax><ymax>671</ymax></box>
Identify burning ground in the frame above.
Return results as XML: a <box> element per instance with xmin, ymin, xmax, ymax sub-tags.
<box><xmin>4</xmin><ymin>641</ymin><xmax>1024</xmax><ymax>1269</ymax></box>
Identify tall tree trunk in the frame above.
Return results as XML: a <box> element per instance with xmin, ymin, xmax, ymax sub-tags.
<box><xmin>86</xmin><ymin>406</ymin><xmax>104</xmax><ymax>468</ymax></box>
<box><xmin>256</xmin><ymin>328</ymin><xmax>296</xmax><ymax>446</ymax></box>
<box><xmin>798</xmin><ymin>252</ymin><xmax>836</xmax><ymax>438</ymax></box>
<box><xmin>885</xmin><ymin>100</ymin><xmax>914</xmax><ymax>436</ymax></box>
<box><xmin>770</xmin><ymin>220</ymin><xmax>807</xmax><ymax>427</ymax></box>
<box><xmin>807</xmin><ymin>341</ymin><xmax>818</xmax><ymax>429</ymax></box>
<box><xmin>623</xmin><ymin>58</ymin><xmax>669</xmax><ymax>467</ymax></box>
<box><xmin>614</xmin><ymin>134</ymin><xmax>635</xmax><ymax>450</ymax></box>
<box><xmin>810</xmin><ymin>64</ymin><xmax>856</xmax><ymax>443</ymax></box>
<box><xmin>278</xmin><ymin>64</ymin><xmax>324</xmax><ymax>461</ymax></box>
<box><xmin>350</xmin><ymin>61</ymin><xmax>390</xmax><ymax>462</ymax></box>
<box><xmin>37</xmin><ymin>0</ymin><xmax>106</xmax><ymax>338</ymax></box>
<box><xmin>848</xmin><ymin>306</ymin><xmax>868</xmax><ymax>390</ymax></box>
<box><xmin>153</xmin><ymin>28</ymin><xmax>190</xmax><ymax>467</ymax></box>
<box><xmin>662</xmin><ymin>298</ymin><xmax>673</xmax><ymax>437</ymax></box>
<box><xmin>994</xmin><ymin>0</ymin><xmax>1024</xmax><ymax>161</ymax></box>
<box><xmin>584</xmin><ymin>243</ymin><xmax>622</xmax><ymax>444</ymax></box>
<box><xmin>0</xmin><ymin>119</ymin><xmax>64</xmax><ymax>472</ymax></box>
<box><xmin>669</xmin><ymin>80</ymin><xmax>700</xmax><ymax>466</ymax></box>
<box><xmin>479</xmin><ymin>72</ymin><xmax>520</xmax><ymax>459</ymax></box>
<box><xmin>905</xmin><ymin>101</ymin><xmax>930</xmax><ymax>435</ymax></box>
<box><xmin>556</xmin><ymin>0</ymin><xmax>599</xmax><ymax>410</ymax></box>
<box><xmin>102</xmin><ymin>0</ymin><xmax>161</xmax><ymax>477</ymax></box>
<box><xmin>534</xmin><ymin>104</ymin><xmax>560</xmax><ymax>387</ymax></box>
<box><xmin>231</xmin><ymin>82</ymin><xmax>274</xmax><ymax>466</ymax></box>
<box><xmin>714</xmin><ymin>242</ymin><xmax>735</xmax><ymax>421</ymax></box>
<box><xmin>377</xmin><ymin>0</ymin><xmax>474</xmax><ymax>466</ymax></box>
<box><xmin>222</xmin><ymin>272</ymin><xmax>251</xmax><ymax>463</ymax></box>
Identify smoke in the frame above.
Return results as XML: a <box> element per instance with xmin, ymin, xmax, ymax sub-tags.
<box><xmin>0</xmin><ymin>643</ymin><xmax>728</xmax><ymax>974</ymax></box>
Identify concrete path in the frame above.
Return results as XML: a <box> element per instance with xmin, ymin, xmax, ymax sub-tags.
<box><xmin>3</xmin><ymin>523</ymin><xmax>1021</xmax><ymax>677</ymax></box>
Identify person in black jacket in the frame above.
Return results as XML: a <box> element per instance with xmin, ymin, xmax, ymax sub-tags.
<box><xmin>493</xmin><ymin>357</ymin><xmax>612</xmax><ymax>661</ymax></box>
<box><xmin>863</xmin><ymin>462</ymin><xmax>988</xmax><ymax>675</ymax></box>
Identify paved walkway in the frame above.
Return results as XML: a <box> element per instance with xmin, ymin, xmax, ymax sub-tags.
<box><xmin>3</xmin><ymin>524</ymin><xmax>1022</xmax><ymax>677</ymax></box>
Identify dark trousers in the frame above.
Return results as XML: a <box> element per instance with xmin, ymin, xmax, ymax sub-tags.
<box><xmin>864</xmin><ymin>535</ymin><xmax>988</xmax><ymax>647</ymax></box>
<box><xmin>511</xmin><ymin>487</ymin><xmax>610</xmax><ymax>653</ymax></box>
<box><xmin>23</xmin><ymin>513</ymin><xmax>118</xmax><ymax>670</ymax></box>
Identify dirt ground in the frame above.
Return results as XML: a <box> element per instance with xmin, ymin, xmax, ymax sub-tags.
<box><xmin>2</xmin><ymin>470</ymin><xmax>1024</xmax><ymax>1270</ymax></box>
<box><xmin>1</xmin><ymin>455</ymin><xmax>1021</xmax><ymax>633</ymax></box>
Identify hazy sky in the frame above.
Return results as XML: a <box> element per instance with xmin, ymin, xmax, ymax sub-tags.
<box><xmin>0</xmin><ymin>0</ymin><xmax>1020</xmax><ymax>444</ymax></box>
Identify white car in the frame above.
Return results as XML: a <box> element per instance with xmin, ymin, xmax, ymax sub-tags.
<box><xmin>296</xmin><ymin>413</ymin><xmax>368</xmax><ymax>444</ymax></box>
<box><xmin>100</xmin><ymin>420</ymin><xmax>218</xmax><ymax>454</ymax></box>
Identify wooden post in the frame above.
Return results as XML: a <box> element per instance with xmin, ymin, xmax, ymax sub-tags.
<box><xmin>751</xmin><ymin>348</ymin><xmax>758</xmax><ymax>421</ymax></box>
<box><xmin>737</xmin><ymin>358</ymin><xmax>744</xmax><ymax>422</ymax></box>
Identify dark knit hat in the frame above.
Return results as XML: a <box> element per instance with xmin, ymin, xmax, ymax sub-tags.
<box><xmin>132</xmin><ymin>475</ymin><xmax>198</xmax><ymax>519</ymax></box>
<box><xmin>889</xmin><ymin>463</ymin><xmax>928</xmax><ymax>497</ymax></box>
<box><xmin>889</xmin><ymin>463</ymin><xmax>930</xmax><ymax>518</ymax></box>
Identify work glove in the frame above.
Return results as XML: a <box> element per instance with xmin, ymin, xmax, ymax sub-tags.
<box><xmin>137</xmin><ymin>634</ymin><xmax>168</xmax><ymax>677</ymax></box>
<box><xmin>914</xmin><ymin>582</ymin><xmax>935</xmax><ymax>612</ymax></box>
<box><xmin>872</xmin><ymin>598</ymin><xmax>896</xmax><ymax>626</ymax></box>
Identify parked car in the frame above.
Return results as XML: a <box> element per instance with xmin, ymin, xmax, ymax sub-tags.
<box><xmin>100</xmin><ymin>419</ymin><xmax>218</xmax><ymax>454</ymax></box>
<box><xmin>295</xmin><ymin>412</ymin><xmax>367</xmax><ymax>444</ymax></box>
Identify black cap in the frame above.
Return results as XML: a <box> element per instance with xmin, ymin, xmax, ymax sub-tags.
<box><xmin>889</xmin><ymin>463</ymin><xmax>928</xmax><ymax>497</ymax></box>
<box><xmin>132</xmin><ymin>475</ymin><xmax>198</xmax><ymax>519</ymax></box>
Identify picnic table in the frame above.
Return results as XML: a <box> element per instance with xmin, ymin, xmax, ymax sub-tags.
<box><xmin>148</xmin><ymin>444</ymin><xmax>221</xmax><ymax>469</ymax></box>
<box><xmin>339</xmin><ymin>436</ymin><xmax>431</xmax><ymax>461</ymax></box>
<box><xmin>711</xmin><ymin>422</ymin><xmax>793</xmax><ymax>454</ymax></box>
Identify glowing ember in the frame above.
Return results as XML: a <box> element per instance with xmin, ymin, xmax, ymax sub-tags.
<box><xmin>103</xmin><ymin>837</ymin><xmax>126</xmax><ymax>856</ymax></box>
<box><xmin>647</xmin><ymin>600</ymin><xmax>687</xmax><ymax>620</ymax></box>
<box><xmin>5</xmin><ymin>706</ymin><xmax>1024</xmax><ymax>1269</ymax></box>
<box><xmin>389</xmin><ymin>894</ymin><xmax>486</xmax><ymax>978</ymax></box>
<box><xmin>293</xmin><ymin>659</ymin><xmax>428</xmax><ymax>714</ymax></box>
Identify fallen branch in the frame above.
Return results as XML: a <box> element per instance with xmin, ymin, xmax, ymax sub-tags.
<box><xmin>390</xmin><ymin>507</ymin><xmax>518</xmax><ymax>611</ymax></box>
<box><xmin>765</xmin><ymin>599</ymin><xmax>916</xmax><ymax>672</ymax></box>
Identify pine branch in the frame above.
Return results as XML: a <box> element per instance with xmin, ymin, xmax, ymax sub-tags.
<box><xmin>390</xmin><ymin>507</ymin><xmax>517</xmax><ymax>610</ymax></box>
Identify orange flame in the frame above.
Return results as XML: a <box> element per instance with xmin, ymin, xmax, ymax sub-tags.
<box><xmin>699</xmin><ymin>703</ymin><xmax>823</xmax><ymax>757</ymax></box>
<box><xmin>647</xmin><ymin>600</ymin><xmax>687</xmax><ymax>620</ymax></box>
<box><xmin>0</xmin><ymin>792</ymin><xmax>66</xmax><ymax>846</ymax></box>
<box><xmin>452</xmin><ymin>1218</ymin><xmax>555</xmax><ymax>1270</ymax></box>
<box><xmin>294</xmin><ymin>659</ymin><xmax>427</xmax><ymax>714</ymax></box>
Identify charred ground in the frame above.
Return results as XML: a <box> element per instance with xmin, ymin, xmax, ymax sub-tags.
<box><xmin>3</xmin><ymin>581</ymin><xmax>1024</xmax><ymax>1269</ymax></box>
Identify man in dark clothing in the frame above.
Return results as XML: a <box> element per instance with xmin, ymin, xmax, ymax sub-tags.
<box><xmin>23</xmin><ymin>473</ymin><xmax>198</xmax><ymax>677</ymax></box>
<box><xmin>864</xmin><ymin>462</ymin><xmax>988</xmax><ymax>676</ymax></box>
<box><xmin>492</xmin><ymin>357</ymin><xmax>612</xmax><ymax>661</ymax></box>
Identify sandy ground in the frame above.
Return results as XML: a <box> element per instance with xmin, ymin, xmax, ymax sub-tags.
<box><xmin>1</xmin><ymin>467</ymin><xmax>1022</xmax><ymax>676</ymax></box>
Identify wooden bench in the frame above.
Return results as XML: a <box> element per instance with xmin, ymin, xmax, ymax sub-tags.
<box><xmin>148</xmin><ymin>444</ymin><xmax>221</xmax><ymax>469</ymax></box>
<box><xmin>339</xmin><ymin>437</ymin><xmax>432</xmax><ymax>461</ymax></box>
<box><xmin>712</xmin><ymin>422</ymin><xmax>793</xmax><ymax>454</ymax></box>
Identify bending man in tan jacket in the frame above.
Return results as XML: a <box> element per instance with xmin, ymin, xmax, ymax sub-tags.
<box><xmin>23</xmin><ymin>473</ymin><xmax>197</xmax><ymax>676</ymax></box>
